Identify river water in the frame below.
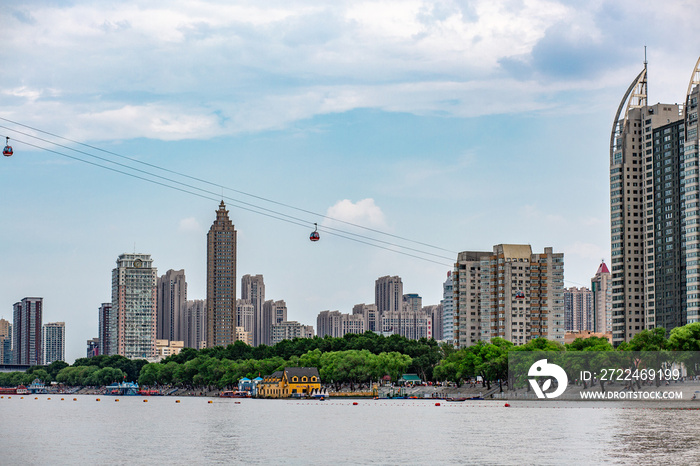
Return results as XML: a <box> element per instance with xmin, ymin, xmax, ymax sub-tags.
<box><xmin>2</xmin><ymin>395</ymin><xmax>699</xmax><ymax>465</ymax></box>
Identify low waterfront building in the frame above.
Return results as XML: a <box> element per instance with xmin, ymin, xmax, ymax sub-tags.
<box><xmin>256</xmin><ymin>367</ymin><xmax>321</xmax><ymax>398</ymax></box>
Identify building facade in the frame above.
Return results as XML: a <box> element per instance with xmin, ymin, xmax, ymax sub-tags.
<box><xmin>112</xmin><ymin>253</ymin><xmax>158</xmax><ymax>359</ymax></box>
<box><xmin>157</xmin><ymin>269</ymin><xmax>187</xmax><ymax>343</ymax></box>
<box><xmin>12</xmin><ymin>297</ymin><xmax>42</xmax><ymax>365</ymax></box>
<box><xmin>42</xmin><ymin>322</ymin><xmax>65</xmax><ymax>364</ymax></box>
<box><xmin>207</xmin><ymin>201</ymin><xmax>238</xmax><ymax>348</ymax></box>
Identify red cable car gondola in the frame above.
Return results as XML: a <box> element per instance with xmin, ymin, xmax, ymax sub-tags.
<box><xmin>3</xmin><ymin>137</ymin><xmax>12</xmax><ymax>157</ymax></box>
<box><xmin>515</xmin><ymin>291</ymin><xmax>525</xmax><ymax>299</ymax></box>
<box><xmin>310</xmin><ymin>223</ymin><xmax>320</xmax><ymax>242</ymax></box>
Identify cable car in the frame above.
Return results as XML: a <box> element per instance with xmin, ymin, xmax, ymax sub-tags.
<box><xmin>515</xmin><ymin>291</ymin><xmax>525</xmax><ymax>299</ymax></box>
<box><xmin>3</xmin><ymin>137</ymin><xmax>12</xmax><ymax>157</ymax></box>
<box><xmin>310</xmin><ymin>223</ymin><xmax>320</xmax><ymax>242</ymax></box>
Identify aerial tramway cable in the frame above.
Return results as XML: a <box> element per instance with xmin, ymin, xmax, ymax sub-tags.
<box><xmin>2</xmin><ymin>124</ymin><xmax>455</xmax><ymax>267</ymax></box>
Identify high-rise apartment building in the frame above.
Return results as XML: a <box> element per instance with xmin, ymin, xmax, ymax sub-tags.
<box><xmin>610</xmin><ymin>57</ymin><xmax>700</xmax><ymax>344</ymax></box>
<box><xmin>42</xmin><ymin>322</ymin><xmax>66</xmax><ymax>364</ymax></box>
<box><xmin>564</xmin><ymin>287</ymin><xmax>594</xmax><ymax>332</ymax></box>
<box><xmin>441</xmin><ymin>272</ymin><xmax>454</xmax><ymax>342</ymax></box>
<box><xmin>186</xmin><ymin>299</ymin><xmax>207</xmax><ymax>350</ymax></box>
<box><xmin>262</xmin><ymin>300</ymin><xmax>287</xmax><ymax>346</ymax></box>
<box><xmin>591</xmin><ymin>261</ymin><xmax>612</xmax><ymax>333</ymax></box>
<box><xmin>112</xmin><ymin>253</ymin><xmax>157</xmax><ymax>359</ymax></box>
<box><xmin>207</xmin><ymin>201</ymin><xmax>237</xmax><ymax>348</ymax></box>
<box><xmin>12</xmin><ymin>297</ymin><xmax>42</xmax><ymax>365</ymax></box>
<box><xmin>98</xmin><ymin>303</ymin><xmax>113</xmax><ymax>356</ymax></box>
<box><xmin>452</xmin><ymin>251</ymin><xmax>490</xmax><ymax>348</ymax></box>
<box><xmin>241</xmin><ymin>274</ymin><xmax>265</xmax><ymax>346</ymax></box>
<box><xmin>157</xmin><ymin>269</ymin><xmax>187</xmax><ymax>342</ymax></box>
<box><xmin>375</xmin><ymin>276</ymin><xmax>403</xmax><ymax>315</ymax></box>
<box><xmin>452</xmin><ymin>245</ymin><xmax>565</xmax><ymax>348</ymax></box>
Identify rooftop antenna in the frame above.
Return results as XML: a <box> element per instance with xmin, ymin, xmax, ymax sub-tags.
<box><xmin>644</xmin><ymin>45</ymin><xmax>647</xmax><ymax>69</ymax></box>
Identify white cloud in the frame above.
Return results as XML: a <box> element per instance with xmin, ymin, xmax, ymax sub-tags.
<box><xmin>324</xmin><ymin>199</ymin><xmax>387</xmax><ymax>228</ymax></box>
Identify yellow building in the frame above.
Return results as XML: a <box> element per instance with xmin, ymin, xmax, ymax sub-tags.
<box><xmin>257</xmin><ymin>367</ymin><xmax>321</xmax><ymax>398</ymax></box>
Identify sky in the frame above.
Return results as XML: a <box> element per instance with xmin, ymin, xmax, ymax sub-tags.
<box><xmin>2</xmin><ymin>0</ymin><xmax>700</xmax><ymax>363</ymax></box>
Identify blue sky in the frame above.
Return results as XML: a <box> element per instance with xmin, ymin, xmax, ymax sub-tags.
<box><xmin>1</xmin><ymin>0</ymin><xmax>699</xmax><ymax>362</ymax></box>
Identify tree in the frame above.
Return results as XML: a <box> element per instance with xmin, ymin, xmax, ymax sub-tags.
<box><xmin>619</xmin><ymin>327</ymin><xmax>668</xmax><ymax>351</ymax></box>
<box><xmin>668</xmin><ymin>323</ymin><xmax>700</xmax><ymax>351</ymax></box>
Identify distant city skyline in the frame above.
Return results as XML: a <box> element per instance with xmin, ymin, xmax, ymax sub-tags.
<box><xmin>3</xmin><ymin>2</ymin><xmax>697</xmax><ymax>362</ymax></box>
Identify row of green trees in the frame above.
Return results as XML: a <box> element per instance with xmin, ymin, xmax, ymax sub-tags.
<box><xmin>2</xmin><ymin>323</ymin><xmax>699</xmax><ymax>389</ymax></box>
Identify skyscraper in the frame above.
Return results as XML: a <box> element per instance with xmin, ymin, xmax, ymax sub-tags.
<box><xmin>609</xmin><ymin>56</ymin><xmax>700</xmax><ymax>344</ymax></box>
<box><xmin>42</xmin><ymin>322</ymin><xmax>66</xmax><ymax>364</ymax></box>
<box><xmin>591</xmin><ymin>261</ymin><xmax>612</xmax><ymax>334</ymax></box>
<box><xmin>112</xmin><ymin>253</ymin><xmax>157</xmax><ymax>359</ymax></box>
<box><xmin>12</xmin><ymin>297</ymin><xmax>42</xmax><ymax>365</ymax></box>
<box><xmin>564</xmin><ymin>287</ymin><xmax>594</xmax><ymax>332</ymax></box>
<box><xmin>207</xmin><ymin>201</ymin><xmax>238</xmax><ymax>348</ymax></box>
<box><xmin>98</xmin><ymin>303</ymin><xmax>113</xmax><ymax>356</ymax></box>
<box><xmin>241</xmin><ymin>274</ymin><xmax>265</xmax><ymax>346</ymax></box>
<box><xmin>186</xmin><ymin>299</ymin><xmax>207</xmax><ymax>349</ymax></box>
<box><xmin>262</xmin><ymin>300</ymin><xmax>287</xmax><ymax>346</ymax></box>
<box><xmin>441</xmin><ymin>272</ymin><xmax>454</xmax><ymax>342</ymax></box>
<box><xmin>157</xmin><ymin>269</ymin><xmax>187</xmax><ymax>342</ymax></box>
